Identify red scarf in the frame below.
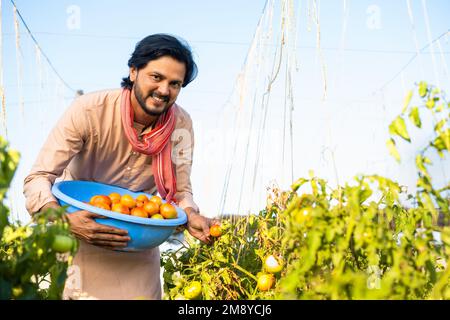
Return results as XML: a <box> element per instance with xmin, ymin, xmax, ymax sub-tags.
<box><xmin>120</xmin><ymin>88</ymin><xmax>177</xmax><ymax>203</ymax></box>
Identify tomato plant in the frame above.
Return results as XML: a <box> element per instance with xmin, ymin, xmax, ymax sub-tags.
<box><xmin>162</xmin><ymin>83</ymin><xmax>449</xmax><ymax>300</ymax></box>
<box><xmin>0</xmin><ymin>137</ymin><xmax>78</xmax><ymax>299</ymax></box>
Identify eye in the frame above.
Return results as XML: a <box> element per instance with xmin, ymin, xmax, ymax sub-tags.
<box><xmin>150</xmin><ymin>74</ymin><xmax>161</xmax><ymax>81</ymax></box>
<box><xmin>170</xmin><ymin>82</ymin><xmax>182</xmax><ymax>89</ymax></box>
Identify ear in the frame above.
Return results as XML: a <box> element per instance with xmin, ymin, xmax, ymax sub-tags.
<box><xmin>129</xmin><ymin>67</ymin><xmax>137</xmax><ymax>82</ymax></box>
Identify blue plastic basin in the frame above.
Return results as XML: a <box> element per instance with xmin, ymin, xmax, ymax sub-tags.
<box><xmin>51</xmin><ymin>180</ymin><xmax>187</xmax><ymax>252</ymax></box>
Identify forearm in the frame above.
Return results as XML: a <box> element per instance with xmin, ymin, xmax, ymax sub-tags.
<box><xmin>175</xmin><ymin>190</ymin><xmax>200</xmax><ymax>213</ymax></box>
<box><xmin>184</xmin><ymin>206</ymin><xmax>200</xmax><ymax>218</ymax></box>
<box><xmin>24</xmin><ymin>174</ymin><xmax>59</xmax><ymax>215</ymax></box>
<box><xmin>38</xmin><ymin>201</ymin><xmax>61</xmax><ymax>213</ymax></box>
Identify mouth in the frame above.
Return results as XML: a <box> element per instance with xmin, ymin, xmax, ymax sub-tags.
<box><xmin>149</xmin><ymin>93</ymin><xmax>169</xmax><ymax>106</ymax></box>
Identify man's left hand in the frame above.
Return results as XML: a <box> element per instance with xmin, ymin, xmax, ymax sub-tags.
<box><xmin>184</xmin><ymin>207</ymin><xmax>219</xmax><ymax>244</ymax></box>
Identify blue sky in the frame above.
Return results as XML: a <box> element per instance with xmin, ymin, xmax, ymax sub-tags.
<box><xmin>2</xmin><ymin>0</ymin><xmax>450</xmax><ymax>222</ymax></box>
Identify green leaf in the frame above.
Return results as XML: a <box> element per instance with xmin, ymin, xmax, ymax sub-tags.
<box><xmin>386</xmin><ymin>138</ymin><xmax>401</xmax><ymax>162</ymax></box>
<box><xmin>359</xmin><ymin>189</ymin><xmax>372</xmax><ymax>204</ymax></box>
<box><xmin>432</xmin><ymin>129</ymin><xmax>450</xmax><ymax>152</ymax></box>
<box><xmin>417</xmin><ymin>176</ymin><xmax>433</xmax><ymax>193</ymax></box>
<box><xmin>425</xmin><ymin>98</ymin><xmax>435</xmax><ymax>109</ymax></box>
<box><xmin>291</xmin><ymin>178</ymin><xmax>308</xmax><ymax>192</ymax></box>
<box><xmin>418</xmin><ymin>81</ymin><xmax>428</xmax><ymax>97</ymax></box>
<box><xmin>402</xmin><ymin>90</ymin><xmax>413</xmax><ymax>113</ymax></box>
<box><xmin>389</xmin><ymin>116</ymin><xmax>411</xmax><ymax>142</ymax></box>
<box><xmin>435</xmin><ymin>103</ymin><xmax>444</xmax><ymax>112</ymax></box>
<box><xmin>408</xmin><ymin>107</ymin><xmax>421</xmax><ymax>128</ymax></box>
<box><xmin>415</xmin><ymin>155</ymin><xmax>429</xmax><ymax>176</ymax></box>
<box><xmin>434</xmin><ymin>119</ymin><xmax>446</xmax><ymax>133</ymax></box>
<box><xmin>420</xmin><ymin>192</ymin><xmax>437</xmax><ymax>216</ymax></box>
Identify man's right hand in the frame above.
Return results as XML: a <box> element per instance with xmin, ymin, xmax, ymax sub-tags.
<box><xmin>38</xmin><ymin>201</ymin><xmax>130</xmax><ymax>250</ymax></box>
<box><xmin>66</xmin><ymin>210</ymin><xmax>131</xmax><ymax>250</ymax></box>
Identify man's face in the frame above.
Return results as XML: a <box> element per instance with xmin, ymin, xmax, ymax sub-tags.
<box><xmin>130</xmin><ymin>56</ymin><xmax>186</xmax><ymax>116</ymax></box>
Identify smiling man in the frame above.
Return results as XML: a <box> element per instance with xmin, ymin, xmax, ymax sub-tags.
<box><xmin>23</xmin><ymin>34</ymin><xmax>215</xmax><ymax>299</ymax></box>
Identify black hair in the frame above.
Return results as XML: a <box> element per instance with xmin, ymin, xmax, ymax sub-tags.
<box><xmin>121</xmin><ymin>33</ymin><xmax>198</xmax><ymax>89</ymax></box>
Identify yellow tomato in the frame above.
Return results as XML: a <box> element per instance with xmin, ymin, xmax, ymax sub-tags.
<box><xmin>108</xmin><ymin>192</ymin><xmax>121</xmax><ymax>204</ymax></box>
<box><xmin>131</xmin><ymin>207</ymin><xmax>148</xmax><ymax>218</ymax></box>
<box><xmin>136</xmin><ymin>194</ymin><xmax>149</xmax><ymax>203</ymax></box>
<box><xmin>160</xmin><ymin>203</ymin><xmax>177</xmax><ymax>219</ymax></box>
<box><xmin>257</xmin><ymin>274</ymin><xmax>275</xmax><ymax>291</ymax></box>
<box><xmin>184</xmin><ymin>281</ymin><xmax>202</xmax><ymax>300</ymax></box>
<box><xmin>149</xmin><ymin>195</ymin><xmax>163</xmax><ymax>206</ymax></box>
<box><xmin>143</xmin><ymin>201</ymin><xmax>160</xmax><ymax>216</ymax></box>
<box><xmin>120</xmin><ymin>194</ymin><xmax>136</xmax><ymax>209</ymax></box>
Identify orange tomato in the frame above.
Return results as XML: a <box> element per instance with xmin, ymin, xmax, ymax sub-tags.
<box><xmin>131</xmin><ymin>207</ymin><xmax>148</xmax><ymax>218</ymax></box>
<box><xmin>90</xmin><ymin>195</ymin><xmax>112</xmax><ymax>207</ymax></box>
<box><xmin>136</xmin><ymin>200</ymin><xmax>144</xmax><ymax>208</ymax></box>
<box><xmin>143</xmin><ymin>201</ymin><xmax>160</xmax><ymax>216</ymax></box>
<box><xmin>93</xmin><ymin>202</ymin><xmax>111</xmax><ymax>210</ymax></box>
<box><xmin>111</xmin><ymin>203</ymin><xmax>130</xmax><ymax>215</ymax></box>
<box><xmin>109</xmin><ymin>192</ymin><xmax>121</xmax><ymax>204</ymax></box>
<box><xmin>209</xmin><ymin>224</ymin><xmax>222</xmax><ymax>237</ymax></box>
<box><xmin>120</xmin><ymin>194</ymin><xmax>136</xmax><ymax>209</ymax></box>
<box><xmin>151</xmin><ymin>214</ymin><xmax>164</xmax><ymax>219</ymax></box>
<box><xmin>136</xmin><ymin>194</ymin><xmax>149</xmax><ymax>203</ymax></box>
<box><xmin>89</xmin><ymin>195</ymin><xmax>101</xmax><ymax>204</ymax></box>
<box><xmin>160</xmin><ymin>203</ymin><xmax>178</xmax><ymax>219</ymax></box>
<box><xmin>149</xmin><ymin>195</ymin><xmax>163</xmax><ymax>206</ymax></box>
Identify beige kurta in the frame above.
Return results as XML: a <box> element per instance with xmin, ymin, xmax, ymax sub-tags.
<box><xmin>23</xmin><ymin>88</ymin><xmax>199</xmax><ymax>299</ymax></box>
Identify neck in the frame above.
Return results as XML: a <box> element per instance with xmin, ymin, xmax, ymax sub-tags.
<box><xmin>130</xmin><ymin>88</ymin><xmax>158</xmax><ymax>127</ymax></box>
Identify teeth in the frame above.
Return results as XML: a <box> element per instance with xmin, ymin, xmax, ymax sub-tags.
<box><xmin>151</xmin><ymin>94</ymin><xmax>166</xmax><ymax>102</ymax></box>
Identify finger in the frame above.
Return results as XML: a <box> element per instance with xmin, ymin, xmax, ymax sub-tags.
<box><xmin>79</xmin><ymin>210</ymin><xmax>106</xmax><ymax>219</ymax></box>
<box><xmin>188</xmin><ymin>227</ymin><xmax>210</xmax><ymax>244</ymax></box>
<box><xmin>91</xmin><ymin>233</ymin><xmax>131</xmax><ymax>242</ymax></box>
<box><xmin>94</xmin><ymin>224</ymin><xmax>129</xmax><ymax>235</ymax></box>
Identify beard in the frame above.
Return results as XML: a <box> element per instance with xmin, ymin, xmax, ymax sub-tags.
<box><xmin>133</xmin><ymin>81</ymin><xmax>171</xmax><ymax>117</ymax></box>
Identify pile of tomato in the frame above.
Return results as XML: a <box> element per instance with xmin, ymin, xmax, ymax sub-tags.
<box><xmin>88</xmin><ymin>193</ymin><xmax>178</xmax><ymax>219</ymax></box>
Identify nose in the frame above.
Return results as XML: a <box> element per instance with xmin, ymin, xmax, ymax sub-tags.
<box><xmin>156</xmin><ymin>82</ymin><xmax>170</xmax><ymax>96</ymax></box>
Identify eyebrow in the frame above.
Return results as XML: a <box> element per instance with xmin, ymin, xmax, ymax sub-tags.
<box><xmin>150</xmin><ymin>71</ymin><xmax>183</xmax><ymax>84</ymax></box>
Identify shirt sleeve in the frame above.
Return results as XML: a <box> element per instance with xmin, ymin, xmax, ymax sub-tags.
<box><xmin>23</xmin><ymin>97</ymin><xmax>89</xmax><ymax>214</ymax></box>
<box><xmin>172</xmin><ymin>111</ymin><xmax>200</xmax><ymax>213</ymax></box>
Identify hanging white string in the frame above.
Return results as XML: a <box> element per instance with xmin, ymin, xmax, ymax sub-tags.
<box><xmin>0</xmin><ymin>0</ymin><xmax>7</xmax><ymax>138</ymax></box>
<box><xmin>421</xmin><ymin>0</ymin><xmax>440</xmax><ymax>87</ymax></box>
<box><xmin>406</xmin><ymin>0</ymin><xmax>425</xmax><ymax>79</ymax></box>
<box><xmin>13</xmin><ymin>5</ymin><xmax>25</xmax><ymax>118</ymax></box>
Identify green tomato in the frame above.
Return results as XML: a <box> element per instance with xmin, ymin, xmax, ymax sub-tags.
<box><xmin>293</xmin><ymin>207</ymin><xmax>313</xmax><ymax>227</ymax></box>
<box><xmin>12</xmin><ymin>286</ymin><xmax>23</xmax><ymax>298</ymax></box>
<box><xmin>52</xmin><ymin>235</ymin><xmax>75</xmax><ymax>253</ymax></box>
<box><xmin>264</xmin><ymin>255</ymin><xmax>284</xmax><ymax>273</ymax></box>
<box><xmin>184</xmin><ymin>281</ymin><xmax>202</xmax><ymax>300</ymax></box>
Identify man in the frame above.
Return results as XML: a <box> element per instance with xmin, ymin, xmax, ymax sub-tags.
<box><xmin>23</xmin><ymin>34</ymin><xmax>215</xmax><ymax>299</ymax></box>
